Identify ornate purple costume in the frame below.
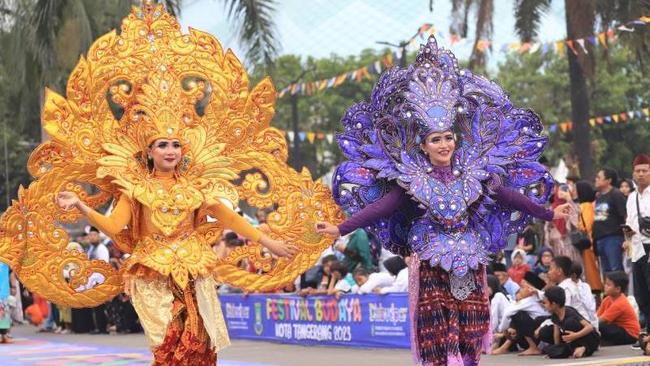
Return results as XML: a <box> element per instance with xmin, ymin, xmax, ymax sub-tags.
<box><xmin>332</xmin><ymin>36</ymin><xmax>554</xmax><ymax>365</ymax></box>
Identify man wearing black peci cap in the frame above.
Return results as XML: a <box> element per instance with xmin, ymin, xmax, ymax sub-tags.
<box><xmin>492</xmin><ymin>262</ymin><xmax>520</xmax><ymax>301</ymax></box>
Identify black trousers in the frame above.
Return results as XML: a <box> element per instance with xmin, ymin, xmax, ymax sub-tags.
<box><xmin>633</xmin><ymin>253</ymin><xmax>650</xmax><ymax>332</ymax></box>
<box><xmin>91</xmin><ymin>303</ymin><xmax>107</xmax><ymax>332</ymax></box>
<box><xmin>510</xmin><ymin>311</ymin><xmax>550</xmax><ymax>348</ymax></box>
<box><xmin>599</xmin><ymin>321</ymin><xmax>637</xmax><ymax>345</ymax></box>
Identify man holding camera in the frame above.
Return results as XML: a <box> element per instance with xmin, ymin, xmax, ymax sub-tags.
<box><xmin>626</xmin><ymin>154</ymin><xmax>650</xmax><ymax>342</ymax></box>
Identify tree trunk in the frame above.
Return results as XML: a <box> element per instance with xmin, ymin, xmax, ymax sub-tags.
<box><xmin>565</xmin><ymin>0</ymin><xmax>595</xmax><ymax>180</ymax></box>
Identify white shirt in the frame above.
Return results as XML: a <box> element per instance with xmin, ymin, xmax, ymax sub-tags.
<box><xmin>559</xmin><ymin>278</ymin><xmax>598</xmax><ymax>329</ymax></box>
<box><xmin>498</xmin><ymin>294</ymin><xmax>549</xmax><ymax>332</ymax></box>
<box><xmin>490</xmin><ymin>292</ymin><xmax>511</xmax><ymax>333</ymax></box>
<box><xmin>87</xmin><ymin>243</ymin><xmax>110</xmax><ymax>263</ymax></box>
<box><xmin>357</xmin><ymin>272</ymin><xmax>394</xmax><ymax>294</ymax></box>
<box><xmin>626</xmin><ymin>188</ymin><xmax>650</xmax><ymax>262</ymax></box>
<box><xmin>380</xmin><ymin>268</ymin><xmax>408</xmax><ymax>293</ymax></box>
<box><xmin>576</xmin><ymin>280</ymin><xmax>596</xmax><ymax>316</ymax></box>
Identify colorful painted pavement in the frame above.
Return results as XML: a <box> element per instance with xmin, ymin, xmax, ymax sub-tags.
<box><xmin>0</xmin><ymin>337</ymin><xmax>273</xmax><ymax>366</ymax></box>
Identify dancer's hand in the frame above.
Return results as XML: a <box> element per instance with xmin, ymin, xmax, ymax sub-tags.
<box><xmin>260</xmin><ymin>236</ymin><xmax>297</xmax><ymax>258</ymax></box>
<box><xmin>552</xmin><ymin>203</ymin><xmax>573</xmax><ymax>220</ymax></box>
<box><xmin>315</xmin><ymin>221</ymin><xmax>340</xmax><ymax>237</ymax></box>
<box><xmin>56</xmin><ymin>191</ymin><xmax>80</xmax><ymax>210</ymax></box>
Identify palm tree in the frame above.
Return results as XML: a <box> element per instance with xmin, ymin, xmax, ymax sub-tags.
<box><xmin>432</xmin><ymin>0</ymin><xmax>495</xmax><ymax>71</ymax></box>
<box><xmin>513</xmin><ymin>0</ymin><xmax>649</xmax><ymax>179</ymax></box>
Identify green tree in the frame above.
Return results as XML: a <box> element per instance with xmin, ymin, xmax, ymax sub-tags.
<box><xmin>494</xmin><ymin>45</ymin><xmax>650</xmax><ymax>178</ymax></box>
<box><xmin>512</xmin><ymin>0</ymin><xmax>650</xmax><ymax>179</ymax></box>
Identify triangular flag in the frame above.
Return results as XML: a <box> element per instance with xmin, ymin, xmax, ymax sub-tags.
<box><xmin>617</xmin><ymin>25</ymin><xmax>635</xmax><ymax>32</ymax></box>
<box><xmin>316</xmin><ymin>132</ymin><xmax>325</xmax><ymax>140</ymax></box>
<box><xmin>576</xmin><ymin>39</ymin><xmax>588</xmax><ymax>54</ymax></box>
<box><xmin>588</xmin><ymin>36</ymin><xmax>598</xmax><ymax>46</ymax></box>
<box><xmin>619</xmin><ymin>112</ymin><xmax>627</xmax><ymax>122</ymax></box>
<box><xmin>566</xmin><ymin>40</ymin><xmax>579</xmax><ymax>55</ymax></box>
<box><xmin>607</xmin><ymin>28</ymin><xmax>615</xmax><ymax>39</ymax></box>
<box><xmin>298</xmin><ymin>132</ymin><xmax>306</xmax><ymax>141</ymax></box>
<box><xmin>636</xmin><ymin>111</ymin><xmax>644</xmax><ymax>118</ymax></box>
<box><xmin>643</xmin><ymin>108</ymin><xmax>650</xmax><ymax>116</ymax></box>
<box><xmin>326</xmin><ymin>134</ymin><xmax>334</xmax><ymax>144</ymax></box>
<box><xmin>641</xmin><ymin>16</ymin><xmax>650</xmax><ymax>23</ymax></box>
<box><xmin>596</xmin><ymin>117</ymin><xmax>604</xmax><ymax>125</ymax></box>
<box><xmin>628</xmin><ymin>111</ymin><xmax>635</xmax><ymax>119</ymax></box>
<box><xmin>559</xmin><ymin>123</ymin><xmax>569</xmax><ymax>133</ymax></box>
<box><xmin>307</xmin><ymin>132</ymin><xmax>316</xmax><ymax>143</ymax></box>
<box><xmin>589</xmin><ymin>118</ymin><xmax>596</xmax><ymax>127</ymax></box>
<box><xmin>549</xmin><ymin>124</ymin><xmax>558</xmax><ymax>133</ymax></box>
<box><xmin>612</xmin><ymin>114</ymin><xmax>619</xmax><ymax>123</ymax></box>
<box><xmin>541</xmin><ymin>43</ymin><xmax>550</xmax><ymax>55</ymax></box>
<box><xmin>287</xmin><ymin>131</ymin><xmax>295</xmax><ymax>142</ymax></box>
<box><xmin>529</xmin><ymin>43</ymin><xmax>541</xmax><ymax>53</ymax></box>
<box><xmin>604</xmin><ymin>116</ymin><xmax>612</xmax><ymax>124</ymax></box>
<box><xmin>598</xmin><ymin>33</ymin><xmax>608</xmax><ymax>48</ymax></box>
<box><xmin>555</xmin><ymin>41</ymin><xmax>566</xmax><ymax>56</ymax></box>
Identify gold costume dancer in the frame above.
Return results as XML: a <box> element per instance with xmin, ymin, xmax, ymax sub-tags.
<box><xmin>0</xmin><ymin>2</ymin><xmax>341</xmax><ymax>365</ymax></box>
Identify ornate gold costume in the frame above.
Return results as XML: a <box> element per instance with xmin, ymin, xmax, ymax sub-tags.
<box><xmin>0</xmin><ymin>2</ymin><xmax>341</xmax><ymax>359</ymax></box>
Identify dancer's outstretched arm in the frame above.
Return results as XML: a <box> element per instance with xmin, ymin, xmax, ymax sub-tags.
<box><xmin>57</xmin><ymin>191</ymin><xmax>132</xmax><ymax>235</ymax></box>
<box><xmin>316</xmin><ymin>185</ymin><xmax>406</xmax><ymax>237</ymax></box>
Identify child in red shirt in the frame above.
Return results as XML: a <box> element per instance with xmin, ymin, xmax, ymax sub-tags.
<box><xmin>597</xmin><ymin>271</ymin><xmax>640</xmax><ymax>345</ymax></box>
<box><xmin>508</xmin><ymin>249</ymin><xmax>530</xmax><ymax>285</ymax></box>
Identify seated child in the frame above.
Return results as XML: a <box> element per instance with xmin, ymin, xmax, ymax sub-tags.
<box><xmin>542</xmin><ymin>286</ymin><xmax>599</xmax><ymax>358</ymax></box>
<box><xmin>597</xmin><ymin>271</ymin><xmax>639</xmax><ymax>345</ymax></box>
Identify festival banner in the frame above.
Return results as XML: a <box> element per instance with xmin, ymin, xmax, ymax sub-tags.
<box><xmin>220</xmin><ymin>293</ymin><xmax>410</xmax><ymax>349</ymax></box>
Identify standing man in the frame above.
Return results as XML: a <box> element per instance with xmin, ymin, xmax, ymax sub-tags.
<box><xmin>593</xmin><ymin>168</ymin><xmax>627</xmax><ymax>272</ymax></box>
<box><xmin>86</xmin><ymin>227</ymin><xmax>110</xmax><ymax>334</ymax></box>
<box><xmin>626</xmin><ymin>154</ymin><xmax>650</xmax><ymax>336</ymax></box>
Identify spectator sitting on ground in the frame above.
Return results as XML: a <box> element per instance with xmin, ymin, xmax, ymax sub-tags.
<box><xmin>487</xmin><ymin>275</ymin><xmax>510</xmax><ymax>340</ymax></box>
<box><xmin>597</xmin><ymin>271</ymin><xmax>640</xmax><ymax>345</ymax></box>
<box><xmin>299</xmin><ymin>255</ymin><xmax>338</xmax><ymax>295</ymax></box>
<box><xmin>542</xmin><ymin>286</ymin><xmax>599</xmax><ymax>359</ymax></box>
<box><xmin>570</xmin><ymin>262</ymin><xmax>596</xmax><ymax>324</ymax></box>
<box><xmin>548</xmin><ymin>256</ymin><xmax>598</xmax><ymax>329</ymax></box>
<box><xmin>492</xmin><ymin>272</ymin><xmax>549</xmax><ymax>356</ymax></box>
<box><xmin>353</xmin><ymin>267</ymin><xmax>393</xmax><ymax>294</ymax></box>
<box><xmin>375</xmin><ymin>256</ymin><xmax>408</xmax><ymax>294</ymax></box>
<box><xmin>533</xmin><ymin>247</ymin><xmax>554</xmax><ymax>283</ymax></box>
<box><xmin>326</xmin><ymin>261</ymin><xmax>358</xmax><ymax>299</ymax></box>
<box><xmin>508</xmin><ymin>248</ymin><xmax>530</xmax><ymax>285</ymax></box>
<box><xmin>492</xmin><ymin>262</ymin><xmax>519</xmax><ymax>300</ymax></box>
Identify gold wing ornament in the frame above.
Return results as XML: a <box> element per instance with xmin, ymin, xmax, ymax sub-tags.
<box><xmin>0</xmin><ymin>1</ymin><xmax>342</xmax><ymax>307</ymax></box>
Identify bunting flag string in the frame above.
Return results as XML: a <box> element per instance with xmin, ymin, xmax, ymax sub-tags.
<box><xmin>549</xmin><ymin>107</ymin><xmax>650</xmax><ymax>134</ymax></box>
<box><xmin>272</xmin><ymin>106</ymin><xmax>650</xmax><ymax>143</ymax></box>
<box><xmin>409</xmin><ymin>15</ymin><xmax>650</xmax><ymax>56</ymax></box>
<box><xmin>277</xmin><ymin>54</ymin><xmax>394</xmax><ymax>98</ymax></box>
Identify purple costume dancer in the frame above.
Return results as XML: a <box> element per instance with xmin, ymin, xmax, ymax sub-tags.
<box><xmin>322</xmin><ymin>36</ymin><xmax>563</xmax><ymax>365</ymax></box>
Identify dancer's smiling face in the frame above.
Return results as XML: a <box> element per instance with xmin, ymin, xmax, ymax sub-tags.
<box><xmin>149</xmin><ymin>138</ymin><xmax>182</xmax><ymax>172</ymax></box>
<box><xmin>420</xmin><ymin>130</ymin><xmax>455</xmax><ymax>167</ymax></box>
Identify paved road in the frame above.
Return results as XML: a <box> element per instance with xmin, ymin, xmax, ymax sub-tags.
<box><xmin>2</xmin><ymin>324</ymin><xmax>650</xmax><ymax>365</ymax></box>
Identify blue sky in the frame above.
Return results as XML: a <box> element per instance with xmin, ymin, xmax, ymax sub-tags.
<box><xmin>180</xmin><ymin>0</ymin><xmax>567</xmax><ymax>70</ymax></box>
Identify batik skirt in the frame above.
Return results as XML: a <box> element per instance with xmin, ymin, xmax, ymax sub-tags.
<box><xmin>410</xmin><ymin>258</ymin><xmax>489</xmax><ymax>366</ymax></box>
